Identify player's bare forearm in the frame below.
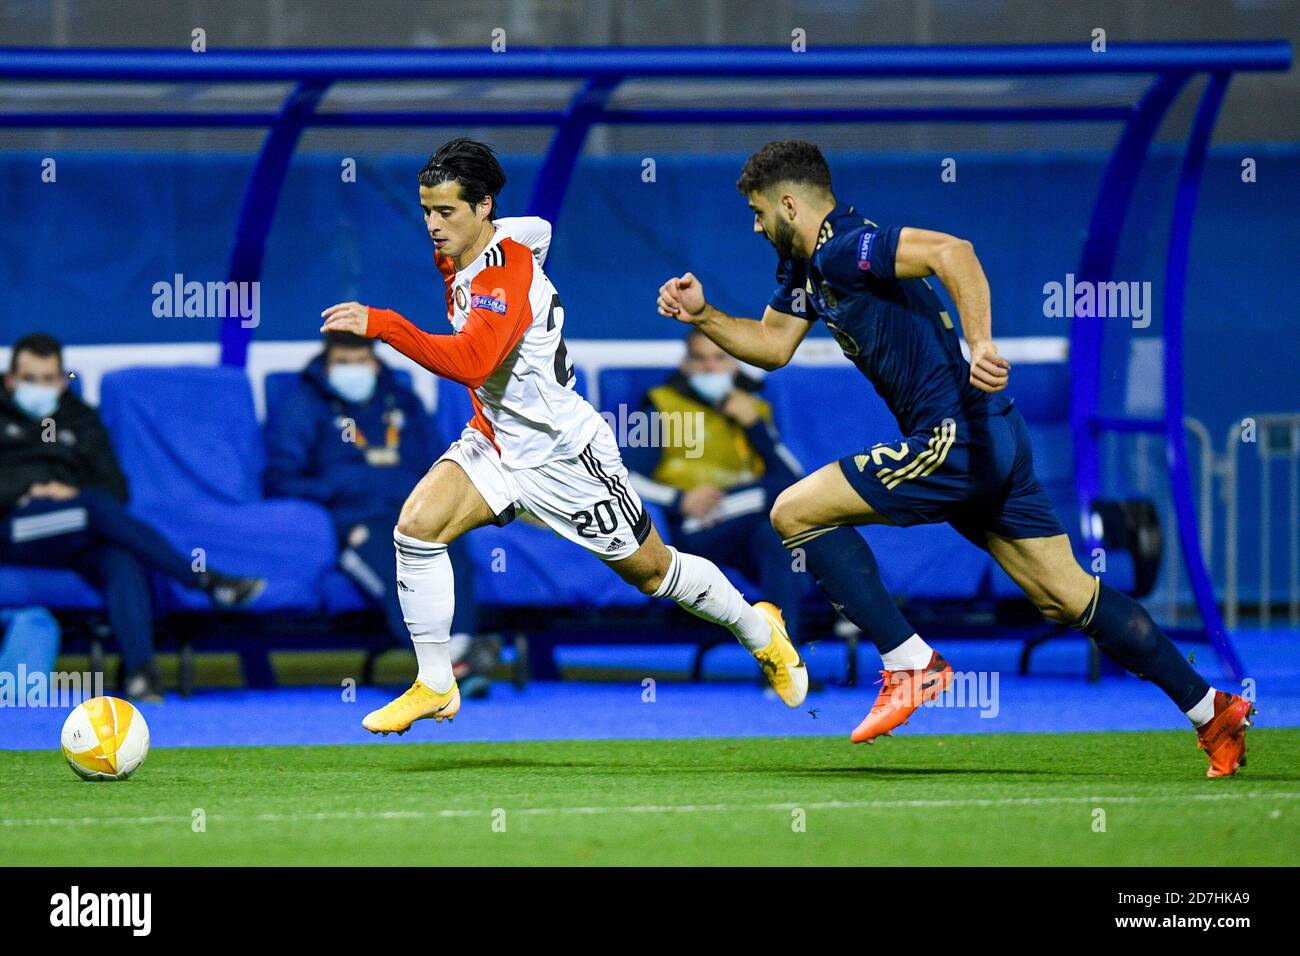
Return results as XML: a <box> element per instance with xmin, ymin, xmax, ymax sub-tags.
<box><xmin>690</xmin><ymin>306</ymin><xmax>787</xmax><ymax>370</ymax></box>
<box><xmin>940</xmin><ymin>247</ymin><xmax>992</xmax><ymax>348</ymax></box>
<box><xmin>657</xmin><ymin>273</ymin><xmax>807</xmax><ymax>370</ymax></box>
<box><xmin>938</xmin><ymin>245</ymin><xmax>1009</xmax><ymax>392</ymax></box>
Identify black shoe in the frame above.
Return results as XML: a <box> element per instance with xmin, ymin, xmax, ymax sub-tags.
<box><xmin>122</xmin><ymin>665</ymin><xmax>164</xmax><ymax>703</ymax></box>
<box><xmin>452</xmin><ymin>635</ymin><xmax>501</xmax><ymax>699</ymax></box>
<box><xmin>199</xmin><ymin>571</ymin><xmax>267</xmax><ymax>608</ymax></box>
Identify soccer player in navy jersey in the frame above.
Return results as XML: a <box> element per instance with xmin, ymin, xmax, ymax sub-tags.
<box><xmin>657</xmin><ymin>139</ymin><xmax>1252</xmax><ymax>777</ymax></box>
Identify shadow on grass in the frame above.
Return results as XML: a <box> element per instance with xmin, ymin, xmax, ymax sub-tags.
<box><xmin>394</xmin><ymin>757</ymin><xmax>611</xmax><ymax>773</ymax></box>
<box><xmin>391</xmin><ymin>757</ymin><xmax>1064</xmax><ymax>778</ymax></box>
<box><xmin>775</xmin><ymin>766</ymin><xmax>1061</xmax><ymax>777</ymax></box>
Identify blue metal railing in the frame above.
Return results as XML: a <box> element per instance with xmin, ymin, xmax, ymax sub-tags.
<box><xmin>0</xmin><ymin>42</ymin><xmax>1290</xmax><ymax>80</ymax></box>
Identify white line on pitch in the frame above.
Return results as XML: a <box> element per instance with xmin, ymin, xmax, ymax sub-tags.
<box><xmin>2</xmin><ymin>790</ymin><xmax>1297</xmax><ymax>828</ymax></box>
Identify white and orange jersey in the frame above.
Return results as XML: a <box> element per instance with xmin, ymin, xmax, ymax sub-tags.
<box><xmin>367</xmin><ymin>217</ymin><xmax>602</xmax><ymax>469</ymax></box>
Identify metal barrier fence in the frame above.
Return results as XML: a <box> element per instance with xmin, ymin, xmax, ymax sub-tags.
<box><xmin>1179</xmin><ymin>413</ymin><xmax>1300</xmax><ymax>628</ymax></box>
<box><xmin>1223</xmin><ymin>414</ymin><xmax>1300</xmax><ymax>628</ymax></box>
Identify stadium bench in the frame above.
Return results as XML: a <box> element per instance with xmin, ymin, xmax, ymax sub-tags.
<box><xmin>595</xmin><ymin>367</ymin><xmax>677</xmax><ymax>423</ymax></box>
<box><xmin>97</xmin><ymin>363</ymin><xmax>339</xmax><ymax>683</ymax></box>
<box><xmin>0</xmin><ymin>568</ymin><xmax>103</xmax><ymax>611</ymax></box>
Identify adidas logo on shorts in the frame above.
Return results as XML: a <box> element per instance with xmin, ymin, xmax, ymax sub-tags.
<box><xmin>605</xmin><ymin>537</ymin><xmax>627</xmax><ymax>553</ymax></box>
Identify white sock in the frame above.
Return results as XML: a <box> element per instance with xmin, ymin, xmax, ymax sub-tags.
<box><xmin>393</xmin><ymin>529</ymin><xmax>455</xmax><ymax>692</ymax></box>
<box><xmin>1185</xmin><ymin>687</ymin><xmax>1217</xmax><ymax>727</ymax></box>
<box><xmin>880</xmin><ymin>633</ymin><xmax>934</xmax><ymax>671</ymax></box>
<box><xmin>413</xmin><ymin>642</ymin><xmax>453</xmax><ymax>694</ymax></box>
<box><xmin>653</xmin><ymin>546</ymin><xmax>770</xmax><ymax>652</ymax></box>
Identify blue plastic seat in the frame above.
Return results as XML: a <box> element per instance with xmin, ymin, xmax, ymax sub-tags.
<box><xmin>98</xmin><ymin>366</ymin><xmax>337</xmax><ymax>613</ymax></box>
<box><xmin>596</xmin><ymin>367</ymin><xmax>675</xmax><ymax>418</ymax></box>
<box><xmin>0</xmin><ymin>567</ymin><xmax>103</xmax><ymax>611</ymax></box>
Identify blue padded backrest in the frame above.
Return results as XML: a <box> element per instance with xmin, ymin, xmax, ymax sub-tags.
<box><xmin>766</xmin><ymin>363</ymin><xmax>1071</xmax><ymax>470</ymax></box>
<box><xmin>99</xmin><ymin>366</ymin><xmax>263</xmax><ymax>507</ymax></box>
<box><xmin>763</xmin><ymin>365</ymin><xmax>899</xmax><ymax>470</ymax></box>
<box><xmin>1006</xmin><ymin>362</ymin><xmax>1070</xmax><ymax>424</ymax></box>
<box><xmin>434</xmin><ymin>378</ymin><xmax>475</xmax><ymax>446</ymax></box>
<box><xmin>597</xmin><ymin>367</ymin><xmax>675</xmax><ymax>415</ymax></box>
<box><xmin>569</xmin><ymin>366</ymin><xmax>589</xmax><ymax>402</ymax></box>
<box><xmin>263</xmin><ymin>371</ymin><xmax>300</xmax><ymax>420</ymax></box>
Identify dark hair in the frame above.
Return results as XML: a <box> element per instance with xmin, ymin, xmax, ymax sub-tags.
<box><xmin>736</xmin><ymin>139</ymin><xmax>833</xmax><ymax>197</ymax></box>
<box><xmin>10</xmin><ymin>332</ymin><xmax>63</xmax><ymax>373</ymax></box>
<box><xmin>418</xmin><ymin>138</ymin><xmax>507</xmax><ymax>218</ymax></box>
<box><xmin>323</xmin><ymin>330</ymin><xmax>373</xmax><ymax>354</ymax></box>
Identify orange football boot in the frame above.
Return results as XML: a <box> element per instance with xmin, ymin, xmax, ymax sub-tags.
<box><xmin>1196</xmin><ymin>690</ymin><xmax>1255</xmax><ymax>778</ymax></box>
<box><xmin>851</xmin><ymin>651</ymin><xmax>954</xmax><ymax>744</ymax></box>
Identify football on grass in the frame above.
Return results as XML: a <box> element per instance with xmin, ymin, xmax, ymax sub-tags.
<box><xmin>61</xmin><ymin>696</ymin><xmax>150</xmax><ymax>781</ymax></box>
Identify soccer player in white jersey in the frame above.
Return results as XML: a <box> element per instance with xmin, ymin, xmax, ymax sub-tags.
<box><xmin>321</xmin><ymin>139</ymin><xmax>806</xmax><ymax>733</ymax></box>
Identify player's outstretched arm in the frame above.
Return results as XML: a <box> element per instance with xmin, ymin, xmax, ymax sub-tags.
<box><xmin>321</xmin><ymin>297</ymin><xmax>526</xmax><ymax>390</ymax></box>
<box><xmin>656</xmin><ymin>272</ymin><xmax>809</xmax><ymax>371</ymax></box>
<box><xmin>891</xmin><ymin>227</ymin><xmax>1009</xmax><ymax>393</ymax></box>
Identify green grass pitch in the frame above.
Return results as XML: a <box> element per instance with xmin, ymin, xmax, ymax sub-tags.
<box><xmin>6</xmin><ymin>731</ymin><xmax>1298</xmax><ymax>866</ymax></box>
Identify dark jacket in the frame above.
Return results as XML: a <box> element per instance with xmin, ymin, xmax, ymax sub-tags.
<box><xmin>0</xmin><ymin>386</ymin><xmax>129</xmax><ymax>518</ymax></box>
<box><xmin>263</xmin><ymin>354</ymin><xmax>435</xmax><ymax>538</ymax></box>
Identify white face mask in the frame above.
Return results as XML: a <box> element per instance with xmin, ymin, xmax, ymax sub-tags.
<box><xmin>13</xmin><ymin>382</ymin><xmax>61</xmax><ymax>419</ymax></box>
<box><xmin>328</xmin><ymin>364</ymin><xmax>377</xmax><ymax>404</ymax></box>
<box><xmin>688</xmin><ymin>371</ymin><xmax>734</xmax><ymax>404</ymax></box>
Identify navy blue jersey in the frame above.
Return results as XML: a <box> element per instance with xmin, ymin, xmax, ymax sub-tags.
<box><xmin>770</xmin><ymin>203</ymin><xmax>1009</xmax><ymax>435</ymax></box>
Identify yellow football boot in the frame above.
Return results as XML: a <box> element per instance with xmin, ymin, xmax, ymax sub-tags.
<box><xmin>751</xmin><ymin>602</ymin><xmax>808</xmax><ymax>707</ymax></box>
<box><xmin>362</xmin><ymin>680</ymin><xmax>460</xmax><ymax>736</ymax></box>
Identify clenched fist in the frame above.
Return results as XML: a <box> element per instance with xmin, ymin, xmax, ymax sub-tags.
<box><xmin>657</xmin><ymin>273</ymin><xmax>708</xmax><ymax>324</ymax></box>
<box><xmin>968</xmin><ymin>339</ymin><xmax>1010</xmax><ymax>393</ymax></box>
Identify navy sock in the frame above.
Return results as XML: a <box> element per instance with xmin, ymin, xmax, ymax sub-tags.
<box><xmin>1073</xmin><ymin>581</ymin><xmax>1210</xmax><ymax>711</ymax></box>
<box><xmin>784</xmin><ymin>525</ymin><xmax>915</xmax><ymax>655</ymax></box>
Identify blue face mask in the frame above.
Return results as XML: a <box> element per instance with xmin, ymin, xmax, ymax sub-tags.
<box><xmin>13</xmin><ymin>382</ymin><xmax>61</xmax><ymax>419</ymax></box>
<box><xmin>328</xmin><ymin>363</ymin><xmax>378</xmax><ymax>404</ymax></box>
<box><xmin>688</xmin><ymin>372</ymin><xmax>734</xmax><ymax>404</ymax></box>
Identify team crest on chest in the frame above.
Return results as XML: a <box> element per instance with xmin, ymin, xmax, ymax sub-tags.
<box><xmin>454</xmin><ymin>286</ymin><xmax>468</xmax><ymax>312</ymax></box>
<box><xmin>825</xmin><ymin>320</ymin><xmax>860</xmax><ymax>357</ymax></box>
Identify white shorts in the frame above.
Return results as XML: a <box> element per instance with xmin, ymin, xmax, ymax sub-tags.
<box><xmin>436</xmin><ymin>422</ymin><xmax>653</xmax><ymax>560</ymax></box>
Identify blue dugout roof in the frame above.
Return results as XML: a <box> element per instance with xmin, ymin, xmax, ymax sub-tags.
<box><xmin>0</xmin><ymin>42</ymin><xmax>1292</xmax><ymax>677</ymax></box>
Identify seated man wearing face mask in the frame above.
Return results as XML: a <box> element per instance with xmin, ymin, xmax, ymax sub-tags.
<box><xmin>623</xmin><ymin>329</ymin><xmax>811</xmax><ymax>643</ymax></box>
<box><xmin>264</xmin><ymin>331</ymin><xmax>494</xmax><ymax>694</ymax></box>
<box><xmin>0</xmin><ymin>332</ymin><xmax>266</xmax><ymax>700</ymax></box>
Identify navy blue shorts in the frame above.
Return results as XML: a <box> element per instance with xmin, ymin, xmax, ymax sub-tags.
<box><xmin>838</xmin><ymin>404</ymin><xmax>1066</xmax><ymax>549</ymax></box>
